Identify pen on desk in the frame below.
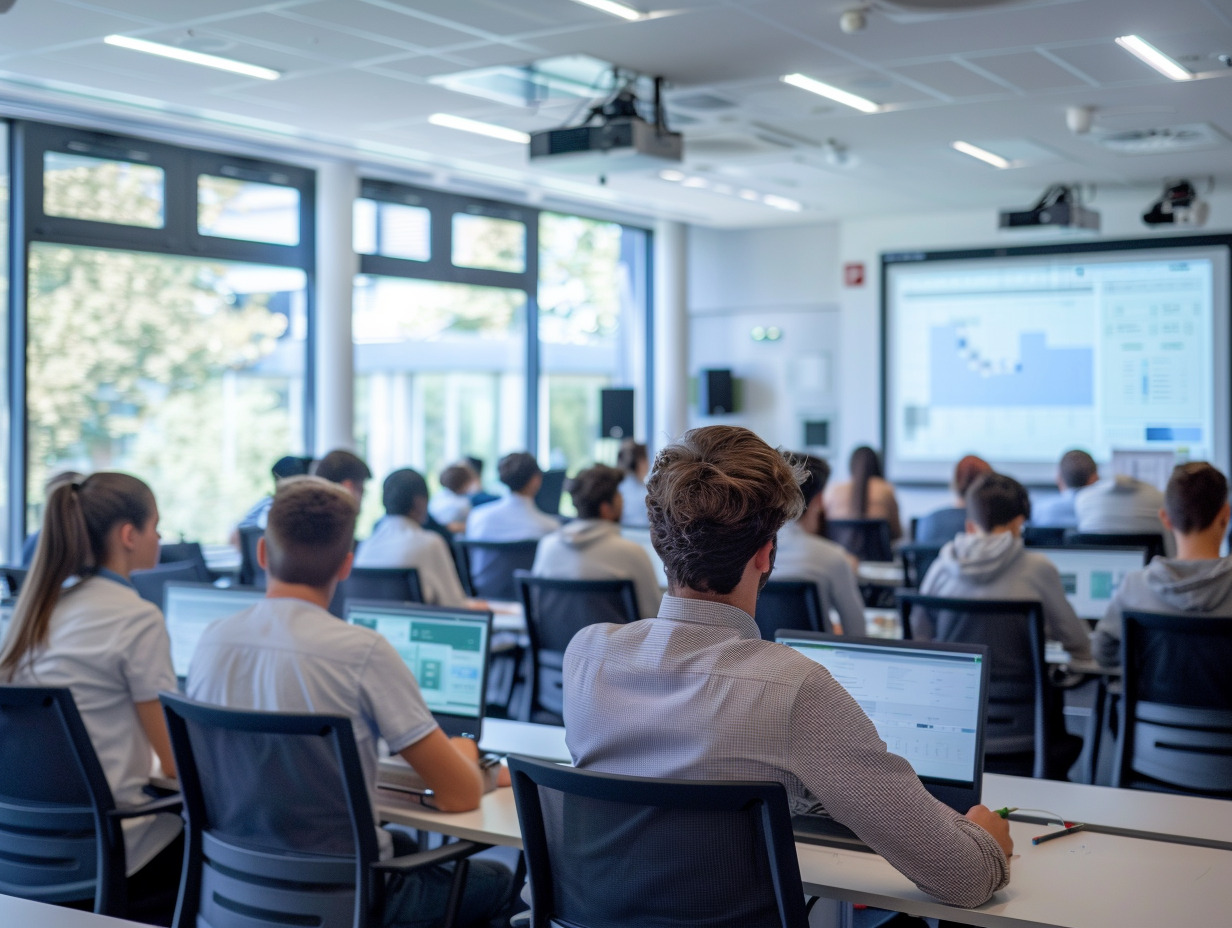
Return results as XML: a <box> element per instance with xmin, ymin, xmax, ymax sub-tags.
<box><xmin>1032</xmin><ymin>822</ymin><xmax>1084</xmax><ymax>845</ymax></box>
<box><xmin>995</xmin><ymin>806</ymin><xmax>1018</xmax><ymax>818</ymax></box>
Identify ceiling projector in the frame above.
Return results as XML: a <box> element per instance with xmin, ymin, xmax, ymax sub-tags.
<box><xmin>530</xmin><ymin>75</ymin><xmax>683</xmax><ymax>174</ymax></box>
<box><xmin>999</xmin><ymin>184</ymin><xmax>1100</xmax><ymax>233</ymax></box>
<box><xmin>1143</xmin><ymin>180</ymin><xmax>1209</xmax><ymax>227</ymax></box>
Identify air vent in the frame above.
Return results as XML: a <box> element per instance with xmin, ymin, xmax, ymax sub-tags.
<box><xmin>1093</xmin><ymin>123</ymin><xmax>1229</xmax><ymax>155</ymax></box>
<box><xmin>875</xmin><ymin>0</ymin><xmax>1082</xmax><ymax>22</ymax></box>
<box><xmin>669</xmin><ymin>92</ymin><xmax>737</xmax><ymax>111</ymax></box>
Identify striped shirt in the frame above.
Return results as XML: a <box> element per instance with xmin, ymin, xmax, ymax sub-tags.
<box><xmin>563</xmin><ymin>594</ymin><xmax>1009</xmax><ymax>909</ymax></box>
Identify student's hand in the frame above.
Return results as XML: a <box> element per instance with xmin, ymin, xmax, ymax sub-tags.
<box><xmin>965</xmin><ymin>805</ymin><xmax>1014</xmax><ymax>860</ymax></box>
<box><xmin>497</xmin><ymin>763</ymin><xmax>511</xmax><ymax>788</ymax></box>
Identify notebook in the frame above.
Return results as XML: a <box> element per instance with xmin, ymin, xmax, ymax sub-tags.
<box><xmin>163</xmin><ymin>582</ymin><xmax>266</xmax><ymax>679</ymax></box>
<box><xmin>1034</xmin><ymin>545</ymin><xmax>1148</xmax><ymax>621</ymax></box>
<box><xmin>775</xmin><ymin>631</ymin><xmax>990</xmax><ymax>852</ymax></box>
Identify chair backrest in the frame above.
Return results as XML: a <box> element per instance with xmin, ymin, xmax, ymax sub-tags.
<box><xmin>131</xmin><ymin>560</ymin><xmax>208</xmax><ymax>607</ymax></box>
<box><xmin>1065</xmin><ymin>531</ymin><xmax>1167</xmax><ymax>561</ymax></box>
<box><xmin>1022</xmin><ymin>525</ymin><xmax>1067</xmax><ymax>548</ymax></box>
<box><xmin>0</xmin><ymin>566</ymin><xmax>27</xmax><ymax>598</ymax></box>
<box><xmin>897</xmin><ymin>592</ymin><xmax>1050</xmax><ymax>777</ymax></box>
<box><xmin>328</xmin><ymin>567</ymin><xmax>424</xmax><ymax>618</ymax></box>
<box><xmin>159</xmin><ymin>542</ymin><xmax>211</xmax><ymax>581</ymax></box>
<box><xmin>237</xmin><ymin>526</ymin><xmax>266</xmax><ymax>589</ymax></box>
<box><xmin>898</xmin><ymin>543</ymin><xmax>944</xmax><ymax>589</ymax></box>
<box><xmin>754</xmin><ymin>581</ymin><xmax>827</xmax><ymax>641</ymax></box>
<box><xmin>452</xmin><ymin>539</ymin><xmax>539</xmax><ymax>600</ymax></box>
<box><xmin>508</xmin><ymin>755</ymin><xmax>808</xmax><ymax>928</ymax></box>
<box><xmin>825</xmin><ymin>519</ymin><xmax>892</xmax><ymax>562</ymax></box>
<box><xmin>160</xmin><ymin>693</ymin><xmax>378</xmax><ymax>928</ymax></box>
<box><xmin>1115</xmin><ymin>611</ymin><xmax>1232</xmax><ymax>797</ymax></box>
<box><xmin>0</xmin><ymin>686</ymin><xmax>124</xmax><ymax>914</ymax></box>
<box><xmin>516</xmin><ymin>572</ymin><xmax>639</xmax><ymax>721</ymax></box>
<box><xmin>534</xmin><ymin>469</ymin><xmax>567</xmax><ymax>517</ymax></box>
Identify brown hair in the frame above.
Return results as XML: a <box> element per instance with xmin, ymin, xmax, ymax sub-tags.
<box><xmin>439</xmin><ymin>463</ymin><xmax>477</xmax><ymax>495</ymax></box>
<box><xmin>1059</xmin><ymin>449</ymin><xmax>1098</xmax><ymax>489</ymax></box>
<box><xmin>569</xmin><ymin>465</ymin><xmax>625</xmax><ymax>519</ymax></box>
<box><xmin>849</xmin><ymin>446</ymin><xmax>883</xmax><ymax>518</ymax></box>
<box><xmin>498</xmin><ymin>452</ymin><xmax>541</xmax><ymax>493</ymax></box>
<box><xmin>647</xmin><ymin>426</ymin><xmax>804</xmax><ymax>595</ymax></box>
<box><xmin>312</xmin><ymin>449</ymin><xmax>372</xmax><ymax>486</ymax></box>
<box><xmin>965</xmin><ymin>473</ymin><xmax>1031</xmax><ymax>532</ymax></box>
<box><xmin>264</xmin><ymin>476</ymin><xmax>357</xmax><ymax>587</ymax></box>
<box><xmin>1</xmin><ymin>473</ymin><xmax>155</xmax><ymax>680</ymax></box>
<box><xmin>953</xmin><ymin>455</ymin><xmax>992</xmax><ymax>498</ymax></box>
<box><xmin>616</xmin><ymin>439</ymin><xmax>648</xmax><ymax>474</ymax></box>
<box><xmin>1164</xmin><ymin>462</ymin><xmax>1228</xmax><ymax>534</ymax></box>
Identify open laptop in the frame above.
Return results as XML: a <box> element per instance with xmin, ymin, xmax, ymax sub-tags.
<box><xmin>1034</xmin><ymin>546</ymin><xmax>1148</xmax><ymax>622</ymax></box>
<box><xmin>775</xmin><ymin>631</ymin><xmax>990</xmax><ymax>852</ymax></box>
<box><xmin>163</xmin><ymin>582</ymin><xmax>265</xmax><ymax>679</ymax></box>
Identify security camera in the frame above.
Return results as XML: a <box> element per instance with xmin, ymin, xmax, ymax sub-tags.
<box><xmin>840</xmin><ymin>8</ymin><xmax>867</xmax><ymax>33</ymax></box>
<box><xmin>1066</xmin><ymin>105</ymin><xmax>1095</xmax><ymax>135</ymax></box>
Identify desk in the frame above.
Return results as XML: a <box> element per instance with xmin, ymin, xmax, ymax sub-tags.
<box><xmin>0</xmin><ymin>894</ymin><xmax>151</xmax><ymax>927</ymax></box>
<box><xmin>487</xmin><ymin>599</ymin><xmax>526</xmax><ymax>634</ymax></box>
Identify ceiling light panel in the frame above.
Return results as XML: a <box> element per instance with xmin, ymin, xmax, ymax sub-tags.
<box><xmin>951</xmin><ymin>140</ymin><xmax>1012</xmax><ymax>168</ymax></box>
<box><xmin>103</xmin><ymin>35</ymin><xmax>281</xmax><ymax>80</ymax></box>
<box><xmin>781</xmin><ymin>73</ymin><xmax>880</xmax><ymax>113</ymax></box>
<box><xmin>1115</xmin><ymin>35</ymin><xmax>1193</xmax><ymax>81</ymax></box>
<box><xmin>428</xmin><ymin>113</ymin><xmax>530</xmax><ymax>143</ymax></box>
<box><xmin>568</xmin><ymin>0</ymin><xmax>644</xmax><ymax>21</ymax></box>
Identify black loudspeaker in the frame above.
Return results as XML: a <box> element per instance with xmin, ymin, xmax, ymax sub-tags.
<box><xmin>699</xmin><ymin>369</ymin><xmax>734</xmax><ymax>416</ymax></box>
<box><xmin>600</xmin><ymin>388</ymin><xmax>635</xmax><ymax>439</ymax></box>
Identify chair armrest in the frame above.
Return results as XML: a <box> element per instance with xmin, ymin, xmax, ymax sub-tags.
<box><xmin>371</xmin><ymin>839</ymin><xmax>491</xmax><ymax>874</ymax></box>
<box><xmin>106</xmin><ymin>793</ymin><xmax>184</xmax><ymax>820</ymax></box>
<box><xmin>510</xmin><ymin>912</ymin><xmax>530</xmax><ymax>927</ymax></box>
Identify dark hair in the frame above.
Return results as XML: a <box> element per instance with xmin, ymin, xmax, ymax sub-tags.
<box><xmin>313</xmin><ymin>449</ymin><xmax>372</xmax><ymax>486</ymax></box>
<box><xmin>647</xmin><ymin>426</ymin><xmax>804</xmax><ymax>595</ymax></box>
<box><xmin>569</xmin><ymin>465</ymin><xmax>625</xmax><ymax>519</ymax></box>
<box><xmin>465</xmin><ymin>456</ymin><xmax>484</xmax><ymax>477</ymax></box>
<box><xmin>498</xmin><ymin>452</ymin><xmax>541</xmax><ymax>493</ymax></box>
<box><xmin>1164</xmin><ymin>462</ymin><xmax>1228</xmax><ymax>534</ymax></box>
<box><xmin>440</xmin><ymin>463</ymin><xmax>476</xmax><ymax>494</ymax></box>
<box><xmin>383</xmin><ymin>468</ymin><xmax>428</xmax><ymax>518</ymax></box>
<box><xmin>1</xmin><ymin>473</ymin><xmax>155</xmax><ymax>680</ymax></box>
<box><xmin>786</xmin><ymin>452</ymin><xmax>830</xmax><ymax>508</ymax></box>
<box><xmin>1059</xmin><ymin>449</ymin><xmax>1097</xmax><ymax>489</ymax></box>
<box><xmin>953</xmin><ymin>455</ymin><xmax>993</xmax><ymax>498</ymax></box>
<box><xmin>264</xmin><ymin>476</ymin><xmax>357</xmax><ymax>587</ymax></box>
<box><xmin>965</xmin><ymin>473</ymin><xmax>1031</xmax><ymax>532</ymax></box>
<box><xmin>616</xmin><ymin>439</ymin><xmax>648</xmax><ymax>475</ymax></box>
<box><xmin>849</xmin><ymin>446</ymin><xmax>884</xmax><ymax>518</ymax></box>
<box><xmin>272</xmin><ymin>455</ymin><xmax>312</xmax><ymax>481</ymax></box>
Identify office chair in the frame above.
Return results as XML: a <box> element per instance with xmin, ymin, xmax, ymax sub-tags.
<box><xmin>328</xmin><ymin>567</ymin><xmax>424</xmax><ymax>617</ymax></box>
<box><xmin>158</xmin><ymin>541</ymin><xmax>212</xmax><ymax>581</ymax></box>
<box><xmin>825</xmin><ymin>519</ymin><xmax>893</xmax><ymax>563</ymax></box>
<box><xmin>1065</xmin><ymin>532</ymin><xmax>1166</xmax><ymax>561</ymax></box>
<box><xmin>1114</xmin><ymin>611</ymin><xmax>1232</xmax><ymax>797</ymax></box>
<box><xmin>898</xmin><ymin>543</ymin><xmax>944</xmax><ymax>589</ymax></box>
<box><xmin>160</xmin><ymin>693</ymin><xmax>487</xmax><ymax>928</ymax></box>
<box><xmin>0</xmin><ymin>566</ymin><xmax>26</xmax><ymax>597</ymax></box>
<box><xmin>1022</xmin><ymin>525</ymin><xmax>1067</xmax><ymax>548</ymax></box>
<box><xmin>453</xmin><ymin>539</ymin><xmax>539</xmax><ymax>601</ymax></box>
<box><xmin>754</xmin><ymin>580</ymin><xmax>828</xmax><ymax>641</ymax></box>
<box><xmin>507</xmin><ymin>755</ymin><xmax>809</xmax><ymax>928</ymax></box>
<box><xmin>132</xmin><ymin>560</ymin><xmax>208</xmax><ymax>607</ymax></box>
<box><xmin>515</xmin><ymin>572</ymin><xmax>639</xmax><ymax>725</ymax></box>
<box><xmin>897</xmin><ymin>593</ymin><xmax>1070</xmax><ymax>779</ymax></box>
<box><xmin>237</xmin><ymin>525</ymin><xmax>266</xmax><ymax>589</ymax></box>
<box><xmin>0</xmin><ymin>686</ymin><xmax>182</xmax><ymax>917</ymax></box>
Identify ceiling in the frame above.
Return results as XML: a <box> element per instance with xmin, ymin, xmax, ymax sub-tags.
<box><xmin>1</xmin><ymin>0</ymin><xmax>1231</xmax><ymax>227</ymax></box>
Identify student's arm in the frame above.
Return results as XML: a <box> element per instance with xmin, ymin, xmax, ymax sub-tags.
<box><xmin>427</xmin><ymin>535</ymin><xmax>469</xmax><ymax>609</ymax></box>
<box><xmin>828</xmin><ymin>563</ymin><xmax>866</xmax><ymax>636</ymax></box>
<box><xmin>1036</xmin><ymin>561</ymin><xmax>1093</xmax><ymax>661</ymax></box>
<box><xmin>136</xmin><ymin>700</ymin><xmax>176</xmax><ymax>778</ymax></box>
<box><xmin>882</xmin><ymin>482</ymin><xmax>904</xmax><ymax>542</ymax></box>
<box><xmin>122</xmin><ymin>603</ymin><xmax>179</xmax><ymax>781</ymax></box>
<box><xmin>398</xmin><ymin>729</ymin><xmax>484</xmax><ymax>812</ymax></box>
<box><xmin>1091</xmin><ymin>597</ymin><xmax>1124</xmax><ymax>667</ymax></box>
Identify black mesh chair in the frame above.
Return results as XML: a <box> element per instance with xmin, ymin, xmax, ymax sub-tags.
<box><xmin>237</xmin><ymin>525</ymin><xmax>266</xmax><ymax>589</ymax></box>
<box><xmin>0</xmin><ymin>566</ymin><xmax>27</xmax><ymax>597</ymax></box>
<box><xmin>897</xmin><ymin>593</ymin><xmax>1069</xmax><ymax>779</ymax></box>
<box><xmin>1114</xmin><ymin>611</ymin><xmax>1232</xmax><ymax>797</ymax></box>
<box><xmin>1022</xmin><ymin>526</ymin><xmax>1067</xmax><ymax>548</ymax></box>
<box><xmin>507</xmin><ymin>755</ymin><xmax>809</xmax><ymax>928</ymax></box>
<box><xmin>132</xmin><ymin>560</ymin><xmax>209</xmax><ymax>607</ymax></box>
<box><xmin>754</xmin><ymin>581</ymin><xmax>828</xmax><ymax>641</ymax></box>
<box><xmin>328</xmin><ymin>567</ymin><xmax>424</xmax><ymax>618</ymax></box>
<box><xmin>0</xmin><ymin>686</ymin><xmax>181</xmax><ymax>917</ymax></box>
<box><xmin>898</xmin><ymin>543</ymin><xmax>944</xmax><ymax>589</ymax></box>
<box><xmin>160</xmin><ymin>693</ymin><xmax>486</xmax><ymax>928</ymax></box>
<box><xmin>515</xmin><ymin>572</ymin><xmax>639</xmax><ymax>725</ymax></box>
<box><xmin>159</xmin><ymin>542</ymin><xmax>212</xmax><ymax>581</ymax></box>
<box><xmin>1065</xmin><ymin>532</ymin><xmax>1166</xmax><ymax>561</ymax></box>
<box><xmin>825</xmin><ymin>519</ymin><xmax>893</xmax><ymax>563</ymax></box>
<box><xmin>453</xmin><ymin>539</ymin><xmax>540</xmax><ymax>601</ymax></box>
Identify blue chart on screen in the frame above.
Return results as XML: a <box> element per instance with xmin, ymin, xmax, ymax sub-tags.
<box><xmin>930</xmin><ymin>323</ymin><xmax>1093</xmax><ymax>407</ymax></box>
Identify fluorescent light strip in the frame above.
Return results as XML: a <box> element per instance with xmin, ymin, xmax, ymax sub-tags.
<box><xmin>951</xmin><ymin>140</ymin><xmax>1012</xmax><ymax>169</ymax></box>
<box><xmin>569</xmin><ymin>0</ymin><xmax>643</xmax><ymax>21</ymax></box>
<box><xmin>1115</xmin><ymin>35</ymin><xmax>1192</xmax><ymax>81</ymax></box>
<box><xmin>428</xmin><ymin>113</ymin><xmax>530</xmax><ymax>144</ymax></box>
<box><xmin>659</xmin><ymin>171</ymin><xmax>804</xmax><ymax>212</ymax></box>
<box><xmin>104</xmin><ymin>35</ymin><xmax>280</xmax><ymax>81</ymax></box>
<box><xmin>781</xmin><ymin>73</ymin><xmax>880</xmax><ymax>114</ymax></box>
<box><xmin>762</xmin><ymin>194</ymin><xmax>803</xmax><ymax>212</ymax></box>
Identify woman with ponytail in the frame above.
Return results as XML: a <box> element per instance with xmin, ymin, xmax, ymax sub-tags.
<box><xmin>823</xmin><ymin>445</ymin><xmax>903</xmax><ymax>542</ymax></box>
<box><xmin>0</xmin><ymin>472</ymin><xmax>182</xmax><ymax>879</ymax></box>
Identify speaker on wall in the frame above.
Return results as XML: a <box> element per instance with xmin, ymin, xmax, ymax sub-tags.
<box><xmin>600</xmin><ymin>388</ymin><xmax>635</xmax><ymax>439</ymax></box>
<box><xmin>699</xmin><ymin>369</ymin><xmax>734</xmax><ymax>416</ymax></box>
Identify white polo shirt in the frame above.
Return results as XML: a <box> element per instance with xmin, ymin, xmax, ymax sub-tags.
<box><xmin>355</xmin><ymin>515</ymin><xmax>468</xmax><ymax>608</ymax></box>
<box><xmin>465</xmin><ymin>493</ymin><xmax>559</xmax><ymax>542</ymax></box>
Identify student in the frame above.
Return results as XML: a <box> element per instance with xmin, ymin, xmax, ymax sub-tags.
<box><xmin>465</xmin><ymin>452</ymin><xmax>559</xmax><ymax>542</ymax></box>
<box><xmin>188</xmin><ymin>477</ymin><xmax>512</xmax><ymax>927</ymax></box>
<box><xmin>355</xmin><ymin>468</ymin><xmax>470</xmax><ymax>608</ymax></box>
<box><xmin>1</xmin><ymin>473</ymin><xmax>183</xmax><ymax>882</ymax></box>
<box><xmin>1092</xmin><ymin>462</ymin><xmax>1232</xmax><ymax>667</ymax></box>
<box><xmin>824</xmin><ymin>445</ymin><xmax>903</xmax><ymax>542</ymax></box>
<box><xmin>233</xmin><ymin>454</ymin><xmax>312</xmax><ymax>538</ymax></box>
<box><xmin>562</xmin><ymin>426</ymin><xmax>1011</xmax><ymax>911</ymax></box>
<box><xmin>532</xmin><ymin>464</ymin><xmax>662</xmax><ymax>619</ymax></box>
<box><xmin>429</xmin><ymin>461</ymin><xmax>478</xmax><ymax>531</ymax></box>
<box><xmin>312</xmin><ymin>448</ymin><xmax>372</xmax><ymax>505</ymax></box>
<box><xmin>20</xmin><ymin>469</ymin><xmax>84</xmax><ymax>567</ymax></box>
<box><xmin>773</xmin><ymin>452</ymin><xmax>866</xmax><ymax>635</ymax></box>
<box><xmin>916</xmin><ymin>455</ymin><xmax>992</xmax><ymax>544</ymax></box>
<box><xmin>1074</xmin><ymin>470</ymin><xmax>1172</xmax><ymax>553</ymax></box>
<box><xmin>465</xmin><ymin>455</ymin><xmax>500</xmax><ymax>509</ymax></box>
<box><xmin>616</xmin><ymin>439</ymin><xmax>651</xmax><ymax>529</ymax></box>
<box><xmin>1033</xmin><ymin>449</ymin><xmax>1098</xmax><ymax>528</ymax></box>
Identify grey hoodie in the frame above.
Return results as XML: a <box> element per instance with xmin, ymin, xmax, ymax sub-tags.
<box><xmin>531</xmin><ymin>519</ymin><xmax>663</xmax><ymax>619</ymax></box>
<box><xmin>1091</xmin><ymin>556</ymin><xmax>1232</xmax><ymax>666</ymax></box>
<box><xmin>918</xmin><ymin>532</ymin><xmax>1093</xmax><ymax>660</ymax></box>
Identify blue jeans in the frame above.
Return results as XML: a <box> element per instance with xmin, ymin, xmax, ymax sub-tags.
<box><xmin>384</xmin><ymin>827</ymin><xmax>514</xmax><ymax>928</ymax></box>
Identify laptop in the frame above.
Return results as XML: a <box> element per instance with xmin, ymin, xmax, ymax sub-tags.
<box><xmin>775</xmin><ymin>631</ymin><xmax>990</xmax><ymax>852</ymax></box>
<box><xmin>163</xmin><ymin>582</ymin><xmax>266</xmax><ymax>679</ymax></box>
<box><xmin>1034</xmin><ymin>546</ymin><xmax>1148</xmax><ymax>622</ymax></box>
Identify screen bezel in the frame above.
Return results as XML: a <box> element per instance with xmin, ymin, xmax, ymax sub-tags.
<box><xmin>162</xmin><ymin>581</ymin><xmax>266</xmax><ymax>678</ymax></box>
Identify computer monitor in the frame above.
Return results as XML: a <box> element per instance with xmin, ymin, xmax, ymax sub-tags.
<box><xmin>345</xmin><ymin>600</ymin><xmax>492</xmax><ymax>739</ymax></box>
<box><xmin>164</xmin><ymin>582</ymin><xmax>266</xmax><ymax>678</ymax></box>
<box><xmin>1035</xmin><ymin>546</ymin><xmax>1148</xmax><ymax>621</ymax></box>
<box><xmin>775</xmin><ymin>631</ymin><xmax>990</xmax><ymax>812</ymax></box>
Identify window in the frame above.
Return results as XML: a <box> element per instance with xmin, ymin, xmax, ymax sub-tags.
<box><xmin>354</xmin><ymin>198</ymin><xmax>430</xmax><ymax>262</ymax></box>
<box><xmin>43</xmin><ymin>151</ymin><xmax>164</xmax><ymax>228</ymax></box>
<box><xmin>452</xmin><ymin>212</ymin><xmax>526</xmax><ymax>273</ymax></box>
<box><xmin>198</xmin><ymin>175</ymin><xmax>300</xmax><ymax>245</ymax></box>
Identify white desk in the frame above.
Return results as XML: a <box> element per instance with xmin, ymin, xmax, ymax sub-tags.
<box><xmin>0</xmin><ymin>894</ymin><xmax>151</xmax><ymax>927</ymax></box>
<box><xmin>486</xmin><ymin>600</ymin><xmax>526</xmax><ymax>634</ymax></box>
<box><xmin>856</xmin><ymin>561</ymin><xmax>902</xmax><ymax>585</ymax></box>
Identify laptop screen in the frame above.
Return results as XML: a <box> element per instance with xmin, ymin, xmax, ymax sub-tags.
<box><xmin>775</xmin><ymin>632</ymin><xmax>989</xmax><ymax>809</ymax></box>
<box><xmin>346</xmin><ymin>601</ymin><xmax>491</xmax><ymax>738</ymax></box>
<box><xmin>164</xmin><ymin>582</ymin><xmax>266</xmax><ymax>678</ymax></box>
<box><xmin>1034</xmin><ymin>546</ymin><xmax>1148</xmax><ymax>621</ymax></box>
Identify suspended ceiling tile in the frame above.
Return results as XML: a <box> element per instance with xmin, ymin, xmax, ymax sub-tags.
<box><xmin>891</xmin><ymin>60</ymin><xmax>1013</xmax><ymax>98</ymax></box>
<box><xmin>292</xmin><ymin>1</ymin><xmax>482</xmax><ymax>50</ymax></box>
<box><xmin>58</xmin><ymin>0</ymin><xmax>294</xmax><ymax>23</ymax></box>
<box><xmin>121</xmin><ymin>29</ymin><xmax>328</xmax><ymax>78</ymax></box>
<box><xmin>967</xmin><ymin>50</ymin><xmax>1092</xmax><ymax>91</ymax></box>
<box><xmin>363</xmin><ymin>55</ymin><xmax>470</xmax><ymax>79</ymax></box>
<box><xmin>432</xmin><ymin>42</ymin><xmax>543</xmax><ymax>68</ymax></box>
<box><xmin>1049</xmin><ymin>41</ymin><xmax>1166</xmax><ymax>84</ymax></box>
<box><xmin>204</xmin><ymin>12</ymin><xmax>414</xmax><ymax>62</ymax></box>
<box><xmin>0</xmin><ymin>0</ymin><xmax>153</xmax><ymax>51</ymax></box>
<box><xmin>377</xmin><ymin>0</ymin><xmax>607</xmax><ymax>34</ymax></box>
<box><xmin>228</xmin><ymin>67</ymin><xmax>478</xmax><ymax>122</ymax></box>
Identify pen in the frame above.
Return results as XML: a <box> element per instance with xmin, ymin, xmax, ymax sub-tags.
<box><xmin>1032</xmin><ymin>822</ymin><xmax>1084</xmax><ymax>845</ymax></box>
<box><xmin>994</xmin><ymin>807</ymin><xmax>1018</xmax><ymax>818</ymax></box>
